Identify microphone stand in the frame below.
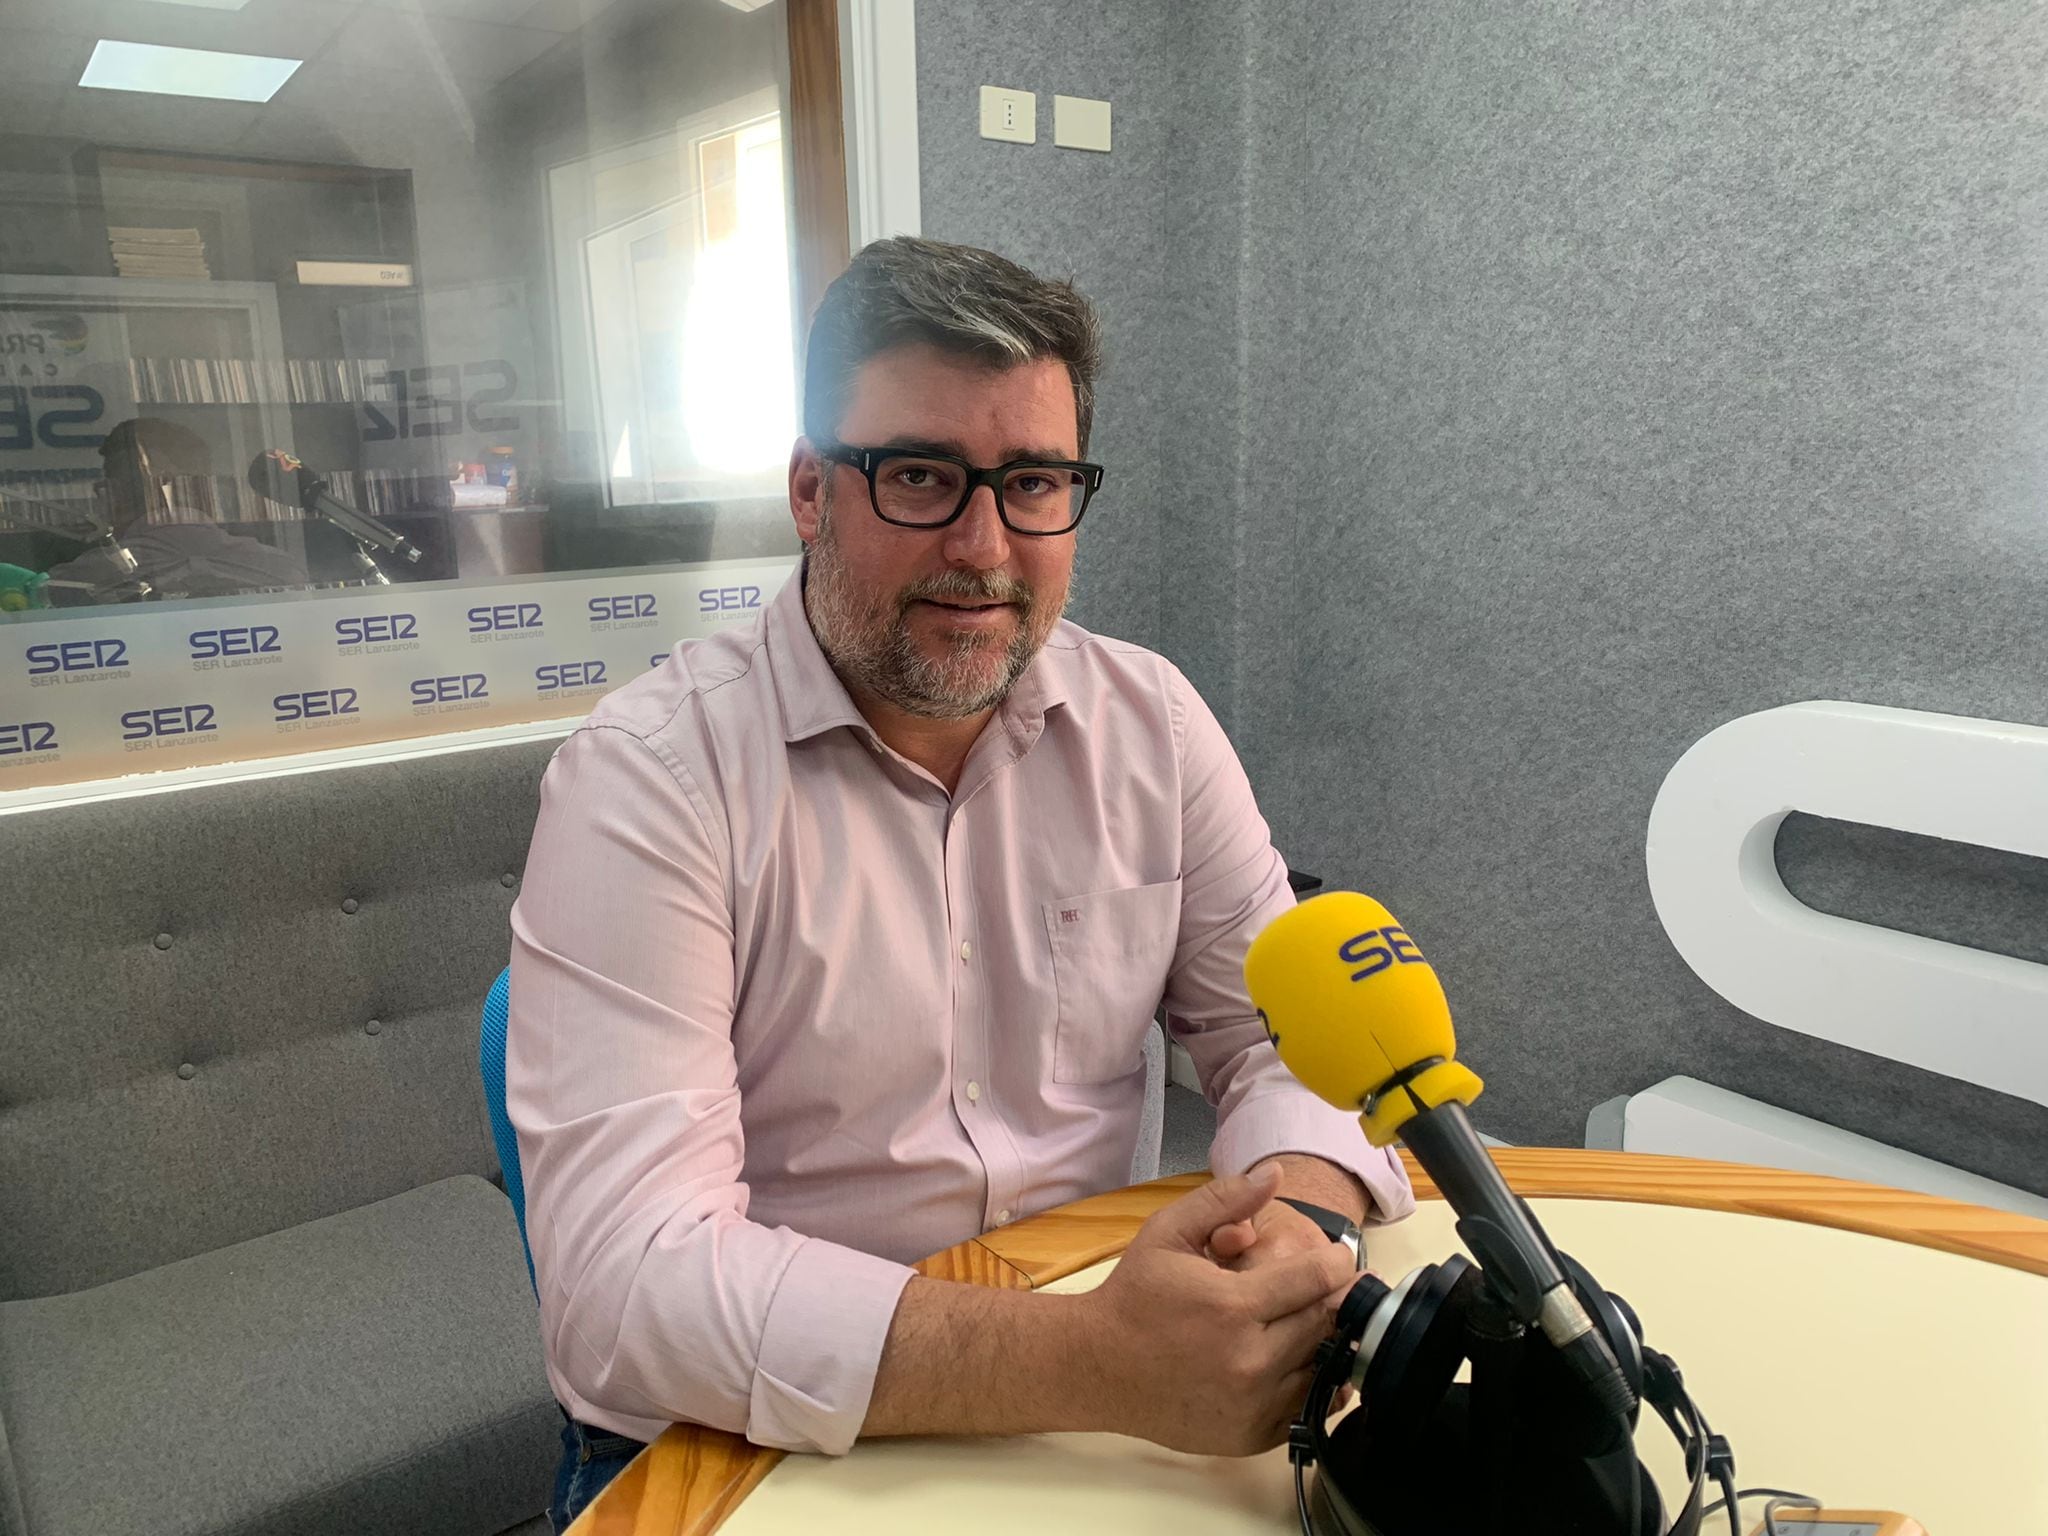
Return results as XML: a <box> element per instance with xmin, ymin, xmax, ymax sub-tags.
<box><xmin>334</xmin><ymin>533</ymin><xmax>392</xmax><ymax>586</ymax></box>
<box><xmin>1464</xmin><ymin>1287</ymin><xmax>1524</xmax><ymax>1536</ymax></box>
<box><xmin>245</xmin><ymin>457</ymin><xmax>416</xmax><ymax>587</ymax></box>
<box><xmin>303</xmin><ymin>478</ymin><xmax>418</xmax><ymax>569</ymax></box>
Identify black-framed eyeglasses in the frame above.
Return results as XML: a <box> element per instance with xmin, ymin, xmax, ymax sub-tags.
<box><xmin>819</xmin><ymin>442</ymin><xmax>1104</xmax><ymax>536</ymax></box>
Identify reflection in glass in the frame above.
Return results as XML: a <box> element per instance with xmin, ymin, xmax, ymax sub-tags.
<box><xmin>0</xmin><ymin>0</ymin><xmax>808</xmax><ymax>610</ymax></box>
<box><xmin>552</xmin><ymin>91</ymin><xmax>796</xmax><ymax>514</ymax></box>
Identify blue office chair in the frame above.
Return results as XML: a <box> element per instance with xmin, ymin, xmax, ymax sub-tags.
<box><xmin>480</xmin><ymin>966</ymin><xmax>537</xmax><ymax>1292</ymax></box>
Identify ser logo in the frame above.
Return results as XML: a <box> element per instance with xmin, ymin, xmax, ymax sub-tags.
<box><xmin>698</xmin><ymin>584</ymin><xmax>762</xmax><ymax>616</ymax></box>
<box><xmin>25</xmin><ymin>637</ymin><xmax>126</xmax><ymax>675</ymax></box>
<box><xmin>188</xmin><ymin>624</ymin><xmax>282</xmax><ymax>661</ymax></box>
<box><xmin>1339</xmin><ymin>925</ymin><xmax>1426</xmax><ymax>982</ymax></box>
<box><xmin>335</xmin><ymin>613</ymin><xmax>420</xmax><ymax>646</ymax></box>
<box><xmin>0</xmin><ymin>720</ymin><xmax>58</xmax><ymax>755</ymax></box>
<box><xmin>0</xmin><ymin>384</ymin><xmax>106</xmax><ymax>449</ymax></box>
<box><xmin>410</xmin><ymin>673</ymin><xmax>489</xmax><ymax>706</ymax></box>
<box><xmin>274</xmin><ymin>688</ymin><xmax>360</xmax><ymax>723</ymax></box>
<box><xmin>467</xmin><ymin>602</ymin><xmax>542</xmax><ymax>634</ymax></box>
<box><xmin>588</xmin><ymin>593</ymin><xmax>658</xmax><ymax>626</ymax></box>
<box><xmin>121</xmin><ymin>703</ymin><xmax>217</xmax><ymax>741</ymax></box>
<box><xmin>535</xmin><ymin>660</ymin><xmax>607</xmax><ymax>693</ymax></box>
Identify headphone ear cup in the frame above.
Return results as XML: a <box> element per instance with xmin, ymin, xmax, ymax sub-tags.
<box><xmin>1321</xmin><ymin>1258</ymin><xmax>1486</xmax><ymax>1535</ymax></box>
<box><xmin>1350</xmin><ymin>1255</ymin><xmax>1480</xmax><ymax>1445</ymax></box>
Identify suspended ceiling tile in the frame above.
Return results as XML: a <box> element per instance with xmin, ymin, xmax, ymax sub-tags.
<box><xmin>514</xmin><ymin>0</ymin><xmax>624</xmax><ymax>33</ymax></box>
<box><xmin>3</xmin><ymin>0</ymin><xmax>112</xmax><ymax>38</ymax></box>
<box><xmin>92</xmin><ymin>0</ymin><xmax>357</xmax><ymax>62</ymax></box>
<box><xmin>321</xmin><ymin>3</ymin><xmax>563</xmax><ymax>81</ymax></box>
<box><xmin>56</xmin><ymin>86</ymin><xmax>265</xmax><ymax>152</ymax></box>
<box><xmin>0</xmin><ymin>28</ymin><xmax>99</xmax><ymax>88</ymax></box>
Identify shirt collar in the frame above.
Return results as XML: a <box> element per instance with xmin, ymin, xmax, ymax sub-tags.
<box><xmin>768</xmin><ymin>561</ymin><xmax>1072</xmax><ymax>746</ymax></box>
<box><xmin>768</xmin><ymin>564</ymin><xmax>872</xmax><ymax>744</ymax></box>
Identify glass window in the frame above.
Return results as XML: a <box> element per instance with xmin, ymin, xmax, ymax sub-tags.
<box><xmin>0</xmin><ymin>0</ymin><xmax>835</xmax><ymax>789</ymax></box>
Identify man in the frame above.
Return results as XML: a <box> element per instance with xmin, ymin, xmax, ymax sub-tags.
<box><xmin>42</xmin><ymin>417</ymin><xmax>307</xmax><ymax>602</ymax></box>
<box><xmin>508</xmin><ymin>236</ymin><xmax>1413</xmax><ymax>1530</ymax></box>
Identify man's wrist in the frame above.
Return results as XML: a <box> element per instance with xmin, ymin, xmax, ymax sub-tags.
<box><xmin>1254</xmin><ymin>1153</ymin><xmax>1372</xmax><ymax>1225</ymax></box>
<box><xmin>1277</xmin><ymin>1197</ymin><xmax>1363</xmax><ymax>1266</ymax></box>
<box><xmin>867</xmin><ymin>1279</ymin><xmax>1109</xmax><ymax>1439</ymax></box>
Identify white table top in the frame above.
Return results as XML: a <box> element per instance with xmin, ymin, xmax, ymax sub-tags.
<box><xmin>720</xmin><ymin>1196</ymin><xmax>2048</xmax><ymax>1533</ymax></box>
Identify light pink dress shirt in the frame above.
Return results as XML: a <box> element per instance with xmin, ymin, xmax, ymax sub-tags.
<box><xmin>507</xmin><ymin>573</ymin><xmax>1412</xmax><ymax>1455</ymax></box>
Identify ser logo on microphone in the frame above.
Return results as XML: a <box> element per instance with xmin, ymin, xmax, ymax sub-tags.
<box><xmin>1339</xmin><ymin>925</ymin><xmax>1426</xmax><ymax>982</ymax></box>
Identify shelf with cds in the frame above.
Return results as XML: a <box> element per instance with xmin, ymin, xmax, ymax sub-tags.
<box><xmin>127</xmin><ymin>355</ymin><xmax>397</xmax><ymax>408</ymax></box>
<box><xmin>12</xmin><ymin>146</ymin><xmax>454</xmax><ymax>582</ymax></box>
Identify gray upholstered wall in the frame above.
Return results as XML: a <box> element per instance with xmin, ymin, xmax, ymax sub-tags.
<box><xmin>916</xmin><ymin>0</ymin><xmax>2048</xmax><ymax>1192</ymax></box>
<box><xmin>912</xmin><ymin>0</ymin><xmax>1177</xmax><ymax>651</ymax></box>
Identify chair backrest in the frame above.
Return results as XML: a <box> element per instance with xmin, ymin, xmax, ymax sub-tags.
<box><xmin>480</xmin><ymin>965</ymin><xmax>535</xmax><ymax>1290</ymax></box>
<box><xmin>1132</xmin><ymin>1020</ymin><xmax>1166</xmax><ymax>1183</ymax></box>
<box><xmin>0</xmin><ymin>734</ymin><xmax>560</xmax><ymax>1301</ymax></box>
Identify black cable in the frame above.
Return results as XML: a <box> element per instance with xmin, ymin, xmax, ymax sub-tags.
<box><xmin>1294</xmin><ymin>1460</ymin><xmax>1312</xmax><ymax>1536</ymax></box>
<box><xmin>1719</xmin><ymin>1465</ymin><xmax>1743</xmax><ymax>1536</ymax></box>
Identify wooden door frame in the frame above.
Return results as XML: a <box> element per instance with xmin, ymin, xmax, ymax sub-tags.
<box><xmin>786</xmin><ymin>0</ymin><xmax>849</xmax><ymax>325</ymax></box>
<box><xmin>787</xmin><ymin>0</ymin><xmax>922</xmax><ymax>324</ymax></box>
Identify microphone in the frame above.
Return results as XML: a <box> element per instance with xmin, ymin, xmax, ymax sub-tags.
<box><xmin>246</xmin><ymin>450</ymin><xmax>423</xmax><ymax>564</ymax></box>
<box><xmin>1245</xmin><ymin>891</ymin><xmax>1637</xmax><ymax>1424</ymax></box>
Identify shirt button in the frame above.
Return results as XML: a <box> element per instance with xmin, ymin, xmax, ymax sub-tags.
<box><xmin>960</xmin><ymin>940</ymin><xmax>972</xmax><ymax>962</ymax></box>
<box><xmin>966</xmin><ymin>1080</ymin><xmax>981</xmax><ymax>1103</ymax></box>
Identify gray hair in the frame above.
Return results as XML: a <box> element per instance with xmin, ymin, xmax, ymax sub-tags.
<box><xmin>803</xmin><ymin>236</ymin><xmax>1104</xmax><ymax>455</ymax></box>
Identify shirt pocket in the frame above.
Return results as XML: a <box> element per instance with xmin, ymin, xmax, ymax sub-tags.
<box><xmin>1044</xmin><ymin>878</ymin><xmax>1184</xmax><ymax>1086</ymax></box>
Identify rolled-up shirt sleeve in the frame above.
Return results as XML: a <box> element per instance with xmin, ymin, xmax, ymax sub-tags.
<box><xmin>1160</xmin><ymin>669</ymin><xmax>1415</xmax><ymax>1225</ymax></box>
<box><xmin>507</xmin><ymin>725</ymin><xmax>914</xmax><ymax>1453</ymax></box>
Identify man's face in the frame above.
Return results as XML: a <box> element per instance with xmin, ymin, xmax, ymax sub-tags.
<box><xmin>791</xmin><ymin>343</ymin><xmax>1080</xmax><ymax>719</ymax></box>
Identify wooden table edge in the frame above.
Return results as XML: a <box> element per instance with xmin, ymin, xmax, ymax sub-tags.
<box><xmin>570</xmin><ymin>1148</ymin><xmax>2048</xmax><ymax>1535</ymax></box>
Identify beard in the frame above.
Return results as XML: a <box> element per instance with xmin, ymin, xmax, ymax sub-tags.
<box><xmin>803</xmin><ymin>491</ymin><xmax>1068</xmax><ymax>720</ymax></box>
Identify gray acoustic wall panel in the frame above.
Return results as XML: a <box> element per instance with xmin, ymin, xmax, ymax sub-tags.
<box><xmin>916</xmin><ymin>0</ymin><xmax>2048</xmax><ymax>1192</ymax></box>
<box><xmin>912</xmin><ymin>0</ymin><xmax>1177</xmax><ymax>651</ymax></box>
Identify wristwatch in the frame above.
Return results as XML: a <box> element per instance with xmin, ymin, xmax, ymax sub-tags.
<box><xmin>1278</xmin><ymin>1197</ymin><xmax>1365</xmax><ymax>1268</ymax></box>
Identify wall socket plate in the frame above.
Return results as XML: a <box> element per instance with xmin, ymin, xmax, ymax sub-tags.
<box><xmin>1054</xmin><ymin>94</ymin><xmax>1112</xmax><ymax>152</ymax></box>
<box><xmin>979</xmin><ymin>85</ymin><xmax>1036</xmax><ymax>144</ymax></box>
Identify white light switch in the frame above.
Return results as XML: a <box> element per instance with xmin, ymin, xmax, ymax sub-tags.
<box><xmin>979</xmin><ymin>85</ymin><xmax>1036</xmax><ymax>144</ymax></box>
<box><xmin>1054</xmin><ymin>94</ymin><xmax>1112</xmax><ymax>153</ymax></box>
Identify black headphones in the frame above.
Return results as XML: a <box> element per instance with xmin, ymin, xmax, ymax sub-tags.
<box><xmin>1288</xmin><ymin>1250</ymin><xmax>1740</xmax><ymax>1536</ymax></box>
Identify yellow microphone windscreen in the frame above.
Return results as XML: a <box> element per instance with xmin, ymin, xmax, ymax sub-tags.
<box><xmin>1244</xmin><ymin>892</ymin><xmax>1458</xmax><ymax>1113</ymax></box>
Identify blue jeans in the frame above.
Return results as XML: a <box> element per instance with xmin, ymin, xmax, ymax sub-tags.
<box><xmin>549</xmin><ymin>1413</ymin><xmax>647</xmax><ymax>1532</ymax></box>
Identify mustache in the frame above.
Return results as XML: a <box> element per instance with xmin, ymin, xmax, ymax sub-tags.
<box><xmin>899</xmin><ymin>570</ymin><xmax>1034</xmax><ymax>612</ymax></box>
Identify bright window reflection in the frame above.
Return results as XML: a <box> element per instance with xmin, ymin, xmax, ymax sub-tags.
<box><xmin>683</xmin><ymin>119</ymin><xmax>796</xmax><ymax>478</ymax></box>
<box><xmin>554</xmin><ymin>92</ymin><xmax>796</xmax><ymax>510</ymax></box>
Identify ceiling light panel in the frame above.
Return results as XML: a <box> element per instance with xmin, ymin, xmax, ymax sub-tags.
<box><xmin>80</xmin><ymin>39</ymin><xmax>302</xmax><ymax>102</ymax></box>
